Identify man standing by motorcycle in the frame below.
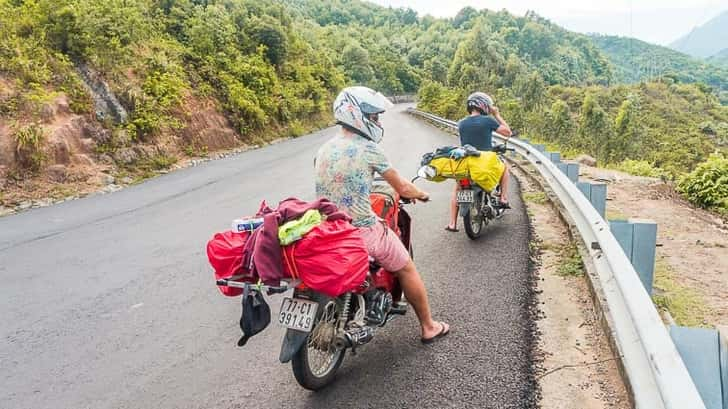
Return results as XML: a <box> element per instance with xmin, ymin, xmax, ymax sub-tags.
<box><xmin>315</xmin><ymin>86</ymin><xmax>450</xmax><ymax>344</ymax></box>
<box><xmin>445</xmin><ymin>92</ymin><xmax>513</xmax><ymax>232</ymax></box>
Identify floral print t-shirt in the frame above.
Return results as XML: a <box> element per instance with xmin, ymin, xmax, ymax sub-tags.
<box><xmin>315</xmin><ymin>132</ymin><xmax>391</xmax><ymax>227</ymax></box>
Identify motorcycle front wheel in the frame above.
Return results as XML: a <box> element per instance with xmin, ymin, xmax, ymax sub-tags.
<box><xmin>463</xmin><ymin>193</ymin><xmax>484</xmax><ymax>240</ymax></box>
<box><xmin>291</xmin><ymin>297</ymin><xmax>346</xmax><ymax>390</ymax></box>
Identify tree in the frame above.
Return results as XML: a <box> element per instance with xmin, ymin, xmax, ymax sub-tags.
<box><xmin>612</xmin><ymin>98</ymin><xmax>640</xmax><ymax>162</ymax></box>
<box><xmin>515</xmin><ymin>70</ymin><xmax>546</xmax><ymax>111</ymax></box>
<box><xmin>342</xmin><ymin>43</ymin><xmax>374</xmax><ymax>84</ymax></box>
<box><xmin>544</xmin><ymin>100</ymin><xmax>575</xmax><ymax>145</ymax></box>
<box><xmin>577</xmin><ymin>94</ymin><xmax>613</xmax><ymax>161</ymax></box>
<box><xmin>247</xmin><ymin>15</ymin><xmax>288</xmax><ymax>67</ymax></box>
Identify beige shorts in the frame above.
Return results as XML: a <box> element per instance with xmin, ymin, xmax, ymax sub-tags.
<box><xmin>358</xmin><ymin>221</ymin><xmax>410</xmax><ymax>272</ymax></box>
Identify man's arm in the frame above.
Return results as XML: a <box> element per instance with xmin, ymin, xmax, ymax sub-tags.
<box><xmin>490</xmin><ymin>106</ymin><xmax>512</xmax><ymax>137</ymax></box>
<box><xmin>381</xmin><ymin>168</ymin><xmax>429</xmax><ymax>201</ymax></box>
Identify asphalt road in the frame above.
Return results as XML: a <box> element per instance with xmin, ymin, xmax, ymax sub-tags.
<box><xmin>0</xmin><ymin>105</ymin><xmax>537</xmax><ymax>409</ymax></box>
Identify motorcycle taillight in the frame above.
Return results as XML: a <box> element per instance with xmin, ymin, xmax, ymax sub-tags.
<box><xmin>458</xmin><ymin>179</ymin><xmax>471</xmax><ymax>188</ymax></box>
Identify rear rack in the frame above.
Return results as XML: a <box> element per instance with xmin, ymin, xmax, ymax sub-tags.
<box><xmin>216</xmin><ymin>278</ymin><xmax>301</xmax><ymax>295</ymax></box>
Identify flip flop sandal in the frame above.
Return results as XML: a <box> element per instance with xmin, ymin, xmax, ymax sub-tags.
<box><xmin>444</xmin><ymin>226</ymin><xmax>459</xmax><ymax>232</ymax></box>
<box><xmin>421</xmin><ymin>322</ymin><xmax>450</xmax><ymax>344</ymax></box>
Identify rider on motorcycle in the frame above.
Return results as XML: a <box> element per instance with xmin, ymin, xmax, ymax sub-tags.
<box><xmin>445</xmin><ymin>92</ymin><xmax>512</xmax><ymax>232</ymax></box>
<box><xmin>315</xmin><ymin>86</ymin><xmax>450</xmax><ymax>344</ymax></box>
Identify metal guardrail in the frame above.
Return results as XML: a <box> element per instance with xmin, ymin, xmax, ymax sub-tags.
<box><xmin>407</xmin><ymin>108</ymin><xmax>706</xmax><ymax>409</ymax></box>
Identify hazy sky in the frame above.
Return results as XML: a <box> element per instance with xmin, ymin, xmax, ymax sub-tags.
<box><xmin>369</xmin><ymin>0</ymin><xmax>727</xmax><ymax>45</ymax></box>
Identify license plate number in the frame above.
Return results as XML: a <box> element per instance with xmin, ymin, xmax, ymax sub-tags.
<box><xmin>457</xmin><ymin>190</ymin><xmax>474</xmax><ymax>203</ymax></box>
<box><xmin>278</xmin><ymin>297</ymin><xmax>318</xmax><ymax>332</ymax></box>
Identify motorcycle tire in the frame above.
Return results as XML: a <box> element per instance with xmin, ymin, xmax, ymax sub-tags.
<box><xmin>291</xmin><ymin>294</ymin><xmax>346</xmax><ymax>390</ymax></box>
<box><xmin>463</xmin><ymin>193</ymin><xmax>484</xmax><ymax>240</ymax></box>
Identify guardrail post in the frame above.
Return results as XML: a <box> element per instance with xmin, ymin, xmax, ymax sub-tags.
<box><xmin>548</xmin><ymin>152</ymin><xmax>561</xmax><ymax>163</ymax></box>
<box><xmin>577</xmin><ymin>182</ymin><xmax>607</xmax><ymax>219</ymax></box>
<box><xmin>609</xmin><ymin>219</ymin><xmax>634</xmax><ymax>257</ymax></box>
<box><xmin>567</xmin><ymin>163</ymin><xmax>579</xmax><ymax>183</ymax></box>
<box><xmin>608</xmin><ymin>219</ymin><xmax>657</xmax><ymax>294</ymax></box>
<box><xmin>557</xmin><ymin>162</ymin><xmax>579</xmax><ymax>183</ymax></box>
<box><xmin>533</xmin><ymin>144</ymin><xmax>546</xmax><ymax>153</ymax></box>
<box><xmin>669</xmin><ymin>326</ymin><xmax>722</xmax><ymax>409</ymax></box>
<box><xmin>631</xmin><ymin>219</ymin><xmax>657</xmax><ymax>294</ymax></box>
<box><xmin>557</xmin><ymin>162</ymin><xmax>568</xmax><ymax>177</ymax></box>
<box><xmin>718</xmin><ymin>326</ymin><xmax>728</xmax><ymax>409</ymax></box>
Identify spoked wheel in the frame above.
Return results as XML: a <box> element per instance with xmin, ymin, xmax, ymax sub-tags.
<box><xmin>463</xmin><ymin>193</ymin><xmax>484</xmax><ymax>240</ymax></box>
<box><xmin>291</xmin><ymin>298</ymin><xmax>346</xmax><ymax>390</ymax></box>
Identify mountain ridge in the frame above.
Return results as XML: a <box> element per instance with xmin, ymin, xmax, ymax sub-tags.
<box><xmin>670</xmin><ymin>10</ymin><xmax>728</xmax><ymax>58</ymax></box>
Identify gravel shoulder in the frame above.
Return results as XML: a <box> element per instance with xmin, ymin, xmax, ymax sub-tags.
<box><xmin>513</xmin><ymin>166</ymin><xmax>630</xmax><ymax>409</ymax></box>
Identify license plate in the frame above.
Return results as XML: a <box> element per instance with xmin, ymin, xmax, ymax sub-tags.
<box><xmin>278</xmin><ymin>297</ymin><xmax>318</xmax><ymax>332</ymax></box>
<box><xmin>457</xmin><ymin>190</ymin><xmax>474</xmax><ymax>203</ymax></box>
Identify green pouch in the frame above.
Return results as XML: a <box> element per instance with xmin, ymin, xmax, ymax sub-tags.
<box><xmin>278</xmin><ymin>209</ymin><xmax>323</xmax><ymax>245</ymax></box>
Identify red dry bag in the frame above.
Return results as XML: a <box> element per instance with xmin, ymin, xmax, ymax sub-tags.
<box><xmin>207</xmin><ymin>230</ymin><xmax>253</xmax><ymax>296</ymax></box>
<box><xmin>282</xmin><ymin>219</ymin><xmax>368</xmax><ymax>297</ymax></box>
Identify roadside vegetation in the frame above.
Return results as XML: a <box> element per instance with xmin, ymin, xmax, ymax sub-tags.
<box><xmin>0</xmin><ymin>0</ymin><xmax>726</xmax><ymax>216</ymax></box>
<box><xmin>652</xmin><ymin>258</ymin><xmax>708</xmax><ymax>327</ymax></box>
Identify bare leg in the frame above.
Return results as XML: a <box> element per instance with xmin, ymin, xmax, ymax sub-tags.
<box><xmin>395</xmin><ymin>260</ymin><xmax>448</xmax><ymax>339</ymax></box>
<box><xmin>499</xmin><ymin>166</ymin><xmax>510</xmax><ymax>204</ymax></box>
<box><xmin>447</xmin><ymin>183</ymin><xmax>459</xmax><ymax>229</ymax></box>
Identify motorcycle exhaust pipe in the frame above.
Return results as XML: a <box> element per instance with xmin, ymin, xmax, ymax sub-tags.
<box><xmin>335</xmin><ymin>326</ymin><xmax>375</xmax><ymax>349</ymax></box>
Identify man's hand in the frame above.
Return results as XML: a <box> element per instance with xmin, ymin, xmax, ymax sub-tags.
<box><xmin>489</xmin><ymin>105</ymin><xmax>500</xmax><ymax>116</ymax></box>
<box><xmin>381</xmin><ymin>168</ymin><xmax>430</xmax><ymax>203</ymax></box>
<box><xmin>412</xmin><ymin>191</ymin><xmax>430</xmax><ymax>203</ymax></box>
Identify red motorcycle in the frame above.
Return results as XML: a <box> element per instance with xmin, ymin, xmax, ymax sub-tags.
<box><xmin>217</xmin><ymin>185</ymin><xmax>414</xmax><ymax>390</ymax></box>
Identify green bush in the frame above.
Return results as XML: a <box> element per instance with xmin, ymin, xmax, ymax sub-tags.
<box><xmin>13</xmin><ymin>122</ymin><xmax>46</xmax><ymax>172</ymax></box>
<box><xmin>615</xmin><ymin>159</ymin><xmax>667</xmax><ymax>178</ymax></box>
<box><xmin>677</xmin><ymin>153</ymin><xmax>728</xmax><ymax>212</ymax></box>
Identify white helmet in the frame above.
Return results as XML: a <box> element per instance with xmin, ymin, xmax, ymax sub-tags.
<box><xmin>333</xmin><ymin>86</ymin><xmax>394</xmax><ymax>143</ymax></box>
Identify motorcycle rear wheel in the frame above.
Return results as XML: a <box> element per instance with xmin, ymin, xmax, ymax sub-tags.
<box><xmin>291</xmin><ymin>298</ymin><xmax>346</xmax><ymax>390</ymax></box>
<box><xmin>463</xmin><ymin>193</ymin><xmax>484</xmax><ymax>240</ymax></box>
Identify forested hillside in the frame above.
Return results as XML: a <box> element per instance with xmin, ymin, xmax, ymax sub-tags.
<box><xmin>590</xmin><ymin>34</ymin><xmax>728</xmax><ymax>103</ymax></box>
<box><xmin>708</xmin><ymin>49</ymin><xmax>728</xmax><ymax>68</ymax></box>
<box><xmin>0</xmin><ymin>0</ymin><xmax>726</xmax><ymax>212</ymax></box>
<box><xmin>290</xmin><ymin>1</ymin><xmax>613</xmax><ymax>90</ymax></box>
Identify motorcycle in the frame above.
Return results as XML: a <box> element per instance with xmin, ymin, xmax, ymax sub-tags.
<box><xmin>419</xmin><ymin>143</ymin><xmax>513</xmax><ymax>240</ymax></box>
<box><xmin>455</xmin><ymin>144</ymin><xmax>514</xmax><ymax>240</ymax></box>
<box><xmin>216</xmin><ymin>185</ymin><xmax>417</xmax><ymax>390</ymax></box>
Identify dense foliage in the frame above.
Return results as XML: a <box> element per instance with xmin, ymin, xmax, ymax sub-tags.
<box><xmin>289</xmin><ymin>0</ymin><xmax>613</xmax><ymax>94</ymax></box>
<box><xmin>1</xmin><ymin>0</ymin><xmax>727</xmax><ymax>211</ymax></box>
<box><xmin>1</xmin><ymin>0</ymin><xmax>345</xmax><ymax>144</ymax></box>
<box><xmin>678</xmin><ymin>153</ymin><xmax>728</xmax><ymax>213</ymax></box>
<box><xmin>591</xmin><ymin>35</ymin><xmax>728</xmax><ymax>104</ymax></box>
<box><xmin>707</xmin><ymin>49</ymin><xmax>728</xmax><ymax>69</ymax></box>
<box><xmin>420</xmin><ymin>78</ymin><xmax>728</xmax><ymax>175</ymax></box>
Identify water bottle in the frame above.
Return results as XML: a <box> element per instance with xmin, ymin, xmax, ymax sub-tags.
<box><xmin>231</xmin><ymin>217</ymin><xmax>264</xmax><ymax>232</ymax></box>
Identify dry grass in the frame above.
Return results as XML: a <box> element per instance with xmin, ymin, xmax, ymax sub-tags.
<box><xmin>652</xmin><ymin>257</ymin><xmax>709</xmax><ymax>327</ymax></box>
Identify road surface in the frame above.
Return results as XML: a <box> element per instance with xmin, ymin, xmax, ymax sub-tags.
<box><xmin>0</xmin><ymin>105</ymin><xmax>537</xmax><ymax>409</ymax></box>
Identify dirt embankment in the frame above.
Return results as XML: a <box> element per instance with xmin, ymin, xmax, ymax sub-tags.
<box><xmin>580</xmin><ymin>166</ymin><xmax>728</xmax><ymax>328</ymax></box>
<box><xmin>0</xmin><ymin>77</ymin><xmax>243</xmax><ymax>214</ymax></box>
